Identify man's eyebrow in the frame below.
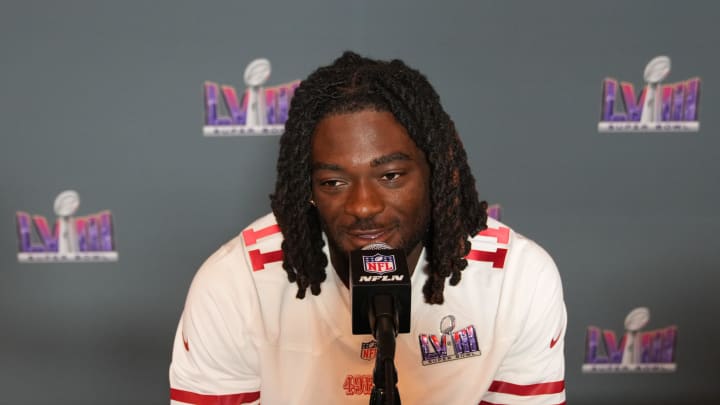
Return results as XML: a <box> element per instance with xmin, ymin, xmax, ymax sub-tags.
<box><xmin>312</xmin><ymin>162</ymin><xmax>342</xmax><ymax>171</ymax></box>
<box><xmin>371</xmin><ymin>152</ymin><xmax>412</xmax><ymax>167</ymax></box>
<box><xmin>312</xmin><ymin>152</ymin><xmax>412</xmax><ymax>171</ymax></box>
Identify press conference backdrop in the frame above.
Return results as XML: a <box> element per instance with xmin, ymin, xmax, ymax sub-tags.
<box><xmin>1</xmin><ymin>1</ymin><xmax>718</xmax><ymax>404</ymax></box>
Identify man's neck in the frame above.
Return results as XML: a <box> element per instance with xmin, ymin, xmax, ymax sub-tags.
<box><xmin>331</xmin><ymin>242</ymin><xmax>424</xmax><ymax>289</ymax></box>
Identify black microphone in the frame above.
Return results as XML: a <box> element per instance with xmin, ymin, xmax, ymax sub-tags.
<box><xmin>350</xmin><ymin>242</ymin><xmax>411</xmax><ymax>405</ymax></box>
<box><xmin>349</xmin><ymin>242</ymin><xmax>411</xmax><ymax>336</ymax></box>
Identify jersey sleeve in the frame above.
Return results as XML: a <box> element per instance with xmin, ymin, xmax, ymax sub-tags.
<box><xmin>169</xmin><ymin>241</ymin><xmax>262</xmax><ymax>405</ymax></box>
<box><xmin>482</xmin><ymin>251</ymin><xmax>567</xmax><ymax>405</ymax></box>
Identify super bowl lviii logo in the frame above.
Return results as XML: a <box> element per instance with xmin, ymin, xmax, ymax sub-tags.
<box><xmin>583</xmin><ymin>307</ymin><xmax>677</xmax><ymax>373</ymax></box>
<box><xmin>599</xmin><ymin>56</ymin><xmax>700</xmax><ymax>132</ymax></box>
<box><xmin>15</xmin><ymin>190</ymin><xmax>118</xmax><ymax>263</ymax></box>
<box><xmin>418</xmin><ymin>315</ymin><xmax>481</xmax><ymax>366</ymax></box>
<box><xmin>203</xmin><ymin>58</ymin><xmax>300</xmax><ymax>137</ymax></box>
<box><xmin>487</xmin><ymin>204</ymin><xmax>501</xmax><ymax>221</ymax></box>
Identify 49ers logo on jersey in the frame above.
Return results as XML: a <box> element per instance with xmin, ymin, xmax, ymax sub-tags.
<box><xmin>343</xmin><ymin>374</ymin><xmax>373</xmax><ymax>396</ymax></box>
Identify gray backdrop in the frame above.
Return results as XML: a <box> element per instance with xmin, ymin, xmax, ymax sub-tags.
<box><xmin>1</xmin><ymin>1</ymin><xmax>718</xmax><ymax>404</ymax></box>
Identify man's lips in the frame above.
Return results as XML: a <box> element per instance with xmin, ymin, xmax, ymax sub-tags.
<box><xmin>345</xmin><ymin>228</ymin><xmax>394</xmax><ymax>246</ymax></box>
<box><xmin>348</xmin><ymin>229</ymin><xmax>386</xmax><ymax>238</ymax></box>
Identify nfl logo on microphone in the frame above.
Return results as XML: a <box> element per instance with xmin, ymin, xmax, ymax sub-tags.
<box><xmin>363</xmin><ymin>253</ymin><xmax>396</xmax><ymax>274</ymax></box>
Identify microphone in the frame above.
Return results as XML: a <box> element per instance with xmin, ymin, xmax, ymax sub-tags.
<box><xmin>350</xmin><ymin>242</ymin><xmax>411</xmax><ymax>405</ymax></box>
<box><xmin>350</xmin><ymin>242</ymin><xmax>411</xmax><ymax>336</ymax></box>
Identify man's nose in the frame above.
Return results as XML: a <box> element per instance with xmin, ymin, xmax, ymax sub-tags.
<box><xmin>344</xmin><ymin>180</ymin><xmax>384</xmax><ymax>219</ymax></box>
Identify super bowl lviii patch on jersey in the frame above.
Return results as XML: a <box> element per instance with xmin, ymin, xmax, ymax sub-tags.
<box><xmin>418</xmin><ymin>315</ymin><xmax>481</xmax><ymax>366</ymax></box>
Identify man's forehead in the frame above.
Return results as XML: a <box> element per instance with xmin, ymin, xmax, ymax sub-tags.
<box><xmin>311</xmin><ymin>111</ymin><xmax>416</xmax><ymax>145</ymax></box>
<box><xmin>312</xmin><ymin>152</ymin><xmax>413</xmax><ymax>171</ymax></box>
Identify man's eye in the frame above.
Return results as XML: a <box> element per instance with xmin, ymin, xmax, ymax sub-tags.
<box><xmin>320</xmin><ymin>179</ymin><xmax>343</xmax><ymax>187</ymax></box>
<box><xmin>382</xmin><ymin>172</ymin><xmax>402</xmax><ymax>181</ymax></box>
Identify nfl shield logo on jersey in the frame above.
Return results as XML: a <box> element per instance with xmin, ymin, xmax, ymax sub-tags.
<box><xmin>360</xmin><ymin>340</ymin><xmax>377</xmax><ymax>361</ymax></box>
<box><xmin>362</xmin><ymin>253</ymin><xmax>396</xmax><ymax>274</ymax></box>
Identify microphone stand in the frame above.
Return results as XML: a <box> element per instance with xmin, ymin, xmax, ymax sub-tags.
<box><xmin>369</xmin><ymin>294</ymin><xmax>400</xmax><ymax>405</ymax></box>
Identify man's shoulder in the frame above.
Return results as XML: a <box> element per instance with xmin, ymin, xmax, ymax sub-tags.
<box><xmin>238</xmin><ymin>212</ymin><xmax>286</xmax><ymax>273</ymax></box>
<box><xmin>466</xmin><ymin>218</ymin><xmax>555</xmax><ymax>274</ymax></box>
<box><xmin>190</xmin><ymin>213</ymin><xmax>285</xmax><ymax>291</ymax></box>
<box><xmin>203</xmin><ymin>212</ymin><xmax>283</xmax><ymax>261</ymax></box>
<box><xmin>240</xmin><ymin>212</ymin><xmax>284</xmax><ymax>249</ymax></box>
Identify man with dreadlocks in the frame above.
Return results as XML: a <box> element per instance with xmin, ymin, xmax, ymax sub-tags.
<box><xmin>170</xmin><ymin>52</ymin><xmax>566</xmax><ymax>405</ymax></box>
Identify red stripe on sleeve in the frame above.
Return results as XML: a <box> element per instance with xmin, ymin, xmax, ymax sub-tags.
<box><xmin>242</xmin><ymin>224</ymin><xmax>281</xmax><ymax>246</ymax></box>
<box><xmin>478</xmin><ymin>226</ymin><xmax>510</xmax><ymax>244</ymax></box>
<box><xmin>248</xmin><ymin>249</ymin><xmax>283</xmax><ymax>271</ymax></box>
<box><xmin>487</xmin><ymin>380</ymin><xmax>565</xmax><ymax>396</ymax></box>
<box><xmin>466</xmin><ymin>248</ymin><xmax>507</xmax><ymax>268</ymax></box>
<box><xmin>170</xmin><ymin>388</ymin><xmax>260</xmax><ymax>405</ymax></box>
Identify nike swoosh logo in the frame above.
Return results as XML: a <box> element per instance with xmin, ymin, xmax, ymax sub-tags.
<box><xmin>182</xmin><ymin>333</ymin><xmax>190</xmax><ymax>352</ymax></box>
<box><xmin>550</xmin><ymin>331</ymin><xmax>561</xmax><ymax>349</ymax></box>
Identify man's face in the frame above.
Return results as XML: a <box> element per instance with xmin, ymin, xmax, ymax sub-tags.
<box><xmin>311</xmin><ymin>109</ymin><xmax>431</xmax><ymax>256</ymax></box>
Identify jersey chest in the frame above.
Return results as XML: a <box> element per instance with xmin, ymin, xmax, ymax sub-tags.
<box><xmin>254</xmin><ymin>267</ymin><xmax>507</xmax><ymax>404</ymax></box>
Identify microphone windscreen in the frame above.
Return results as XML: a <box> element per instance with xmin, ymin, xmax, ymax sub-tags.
<box><xmin>362</xmin><ymin>242</ymin><xmax>393</xmax><ymax>250</ymax></box>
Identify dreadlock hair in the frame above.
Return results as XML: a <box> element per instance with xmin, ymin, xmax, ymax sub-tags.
<box><xmin>270</xmin><ymin>51</ymin><xmax>487</xmax><ymax>304</ymax></box>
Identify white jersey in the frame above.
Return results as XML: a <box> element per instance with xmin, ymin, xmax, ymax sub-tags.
<box><xmin>170</xmin><ymin>213</ymin><xmax>566</xmax><ymax>405</ymax></box>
